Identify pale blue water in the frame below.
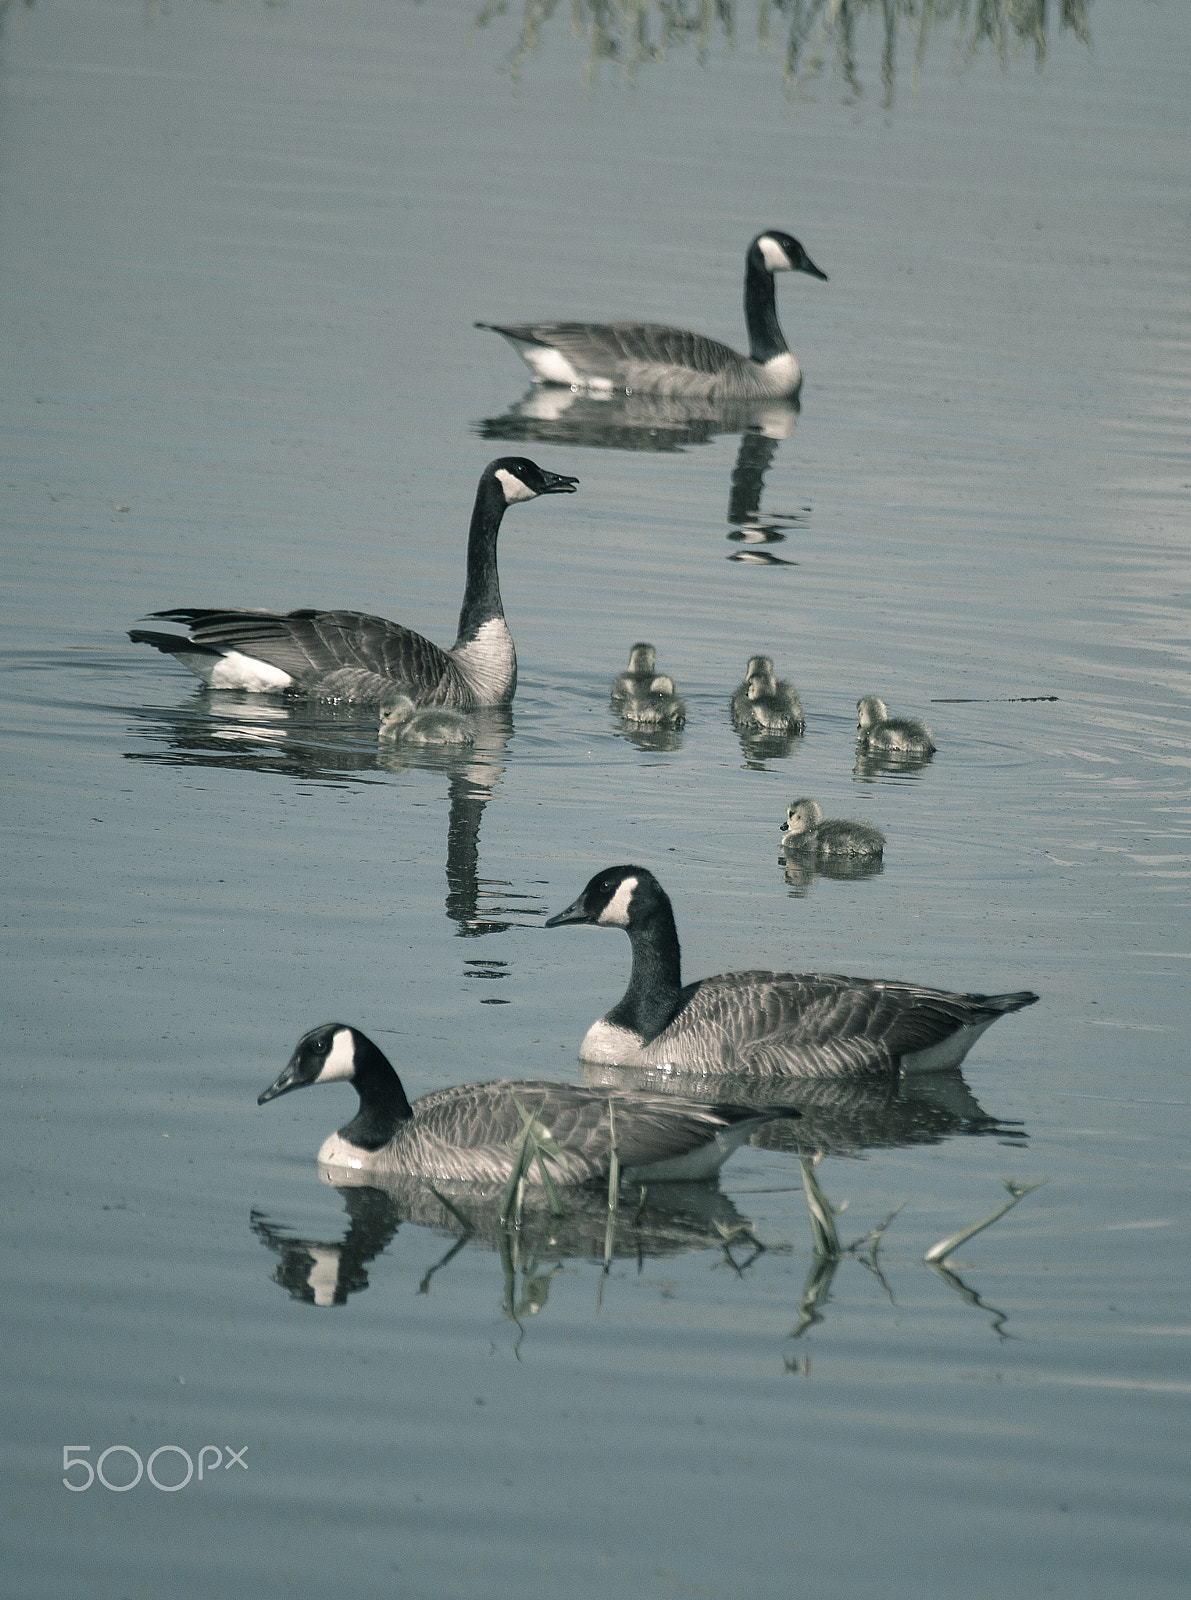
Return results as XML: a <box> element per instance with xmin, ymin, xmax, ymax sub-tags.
<box><xmin>2</xmin><ymin>2</ymin><xmax>1189</xmax><ymax>1596</ymax></box>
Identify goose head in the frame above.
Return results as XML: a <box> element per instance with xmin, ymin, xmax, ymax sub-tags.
<box><xmin>751</xmin><ymin>232</ymin><xmax>828</xmax><ymax>282</ymax></box>
<box><xmin>545</xmin><ymin>864</ymin><xmax>665</xmax><ymax>931</ymax></box>
<box><xmin>259</xmin><ymin>1023</ymin><xmax>370</xmax><ymax>1102</ymax></box>
<box><xmin>745</xmin><ymin>655</ymin><xmax>774</xmax><ymax>680</ymax></box>
<box><xmin>857</xmin><ymin>695</ymin><xmax>888</xmax><ymax>732</ymax></box>
<box><xmin>781</xmin><ymin>798</ymin><xmax>823</xmax><ymax>839</ymax></box>
<box><xmin>747</xmin><ymin>670</ymin><xmax>779</xmax><ymax>702</ymax></box>
<box><xmin>259</xmin><ymin>1024</ymin><xmax>414</xmax><ymax>1155</ymax></box>
<box><xmin>488</xmin><ymin>456</ymin><xmax>579</xmax><ymax>504</ymax></box>
<box><xmin>627</xmin><ymin>643</ymin><xmax>656</xmax><ymax>674</ymax></box>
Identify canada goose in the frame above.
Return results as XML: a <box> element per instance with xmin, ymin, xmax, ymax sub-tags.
<box><xmin>732</xmin><ymin>665</ymin><xmax>804</xmax><ymax>735</ymax></box>
<box><xmin>258</xmin><ymin>1023</ymin><xmax>799</xmax><ymax>1184</ymax></box>
<box><xmin>610</xmin><ymin>642</ymin><xmax>658</xmax><ymax>707</ymax></box>
<box><xmin>477</xmin><ymin>232</ymin><xmax>827</xmax><ymax>402</ymax></box>
<box><xmin>545</xmin><ymin>866</ymin><xmax>1038</xmax><ymax>1077</ymax></box>
<box><xmin>781</xmin><ymin>798</ymin><xmax>885</xmax><ymax>861</ymax></box>
<box><xmin>621</xmin><ymin>674</ymin><xmax>686</xmax><ymax>729</ymax></box>
<box><xmin>856</xmin><ymin>696</ymin><xmax>936</xmax><ymax>757</ymax></box>
<box><xmin>128</xmin><ymin>458</ymin><xmax>579</xmax><ymax>706</ymax></box>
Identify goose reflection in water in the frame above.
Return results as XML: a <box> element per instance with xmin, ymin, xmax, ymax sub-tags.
<box><xmin>474</xmin><ymin>388</ymin><xmax>805</xmax><ymax>556</ymax></box>
<box><xmin>579</xmin><ymin>1062</ymin><xmax>1026</xmax><ymax>1161</ymax></box>
<box><xmin>251</xmin><ymin>1174</ymin><xmax>756</xmax><ymax>1322</ymax></box>
<box><xmin>125</xmin><ymin>695</ymin><xmax>521</xmax><ymax>937</ymax></box>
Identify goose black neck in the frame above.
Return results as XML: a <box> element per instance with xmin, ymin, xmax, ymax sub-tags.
<box><xmin>337</xmin><ymin>1034</ymin><xmax>414</xmax><ymax>1152</ymax></box>
<box><xmin>454</xmin><ymin>474</ymin><xmax>508</xmax><ymax>646</ymax></box>
<box><xmin>744</xmin><ymin>252</ymin><xmax>788</xmax><ymax>366</ymax></box>
<box><xmin>605</xmin><ymin>889</ymin><xmax>685</xmax><ymax>1044</ymax></box>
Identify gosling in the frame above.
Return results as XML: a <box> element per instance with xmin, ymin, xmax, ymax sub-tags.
<box><xmin>780</xmin><ymin>798</ymin><xmax>885</xmax><ymax>861</ymax></box>
<box><xmin>733</xmin><ymin>665</ymin><xmax>804</xmax><ymax>735</ymax></box>
<box><xmin>378</xmin><ymin>695</ymin><xmax>475</xmax><ymax>746</ymax></box>
<box><xmin>621</xmin><ymin>674</ymin><xmax>686</xmax><ymax>729</ymax></box>
<box><xmin>611</xmin><ymin>643</ymin><xmax>658</xmax><ymax>707</ymax></box>
<box><xmin>855</xmin><ymin>695</ymin><xmax>935</xmax><ymax>757</ymax></box>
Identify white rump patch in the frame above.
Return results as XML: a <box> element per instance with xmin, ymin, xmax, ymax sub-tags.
<box><xmin>207</xmin><ymin>651</ymin><xmax>294</xmax><ymax>692</ymax></box>
<box><xmin>495</xmin><ymin>467</ymin><xmax>540</xmax><ymax>504</ymax></box>
<box><xmin>597</xmin><ymin>875</ymin><xmax>638</xmax><ymax>927</ymax></box>
<box><xmin>516</xmin><ymin>343</ymin><xmax>585</xmax><ymax>387</ymax></box>
<box><xmin>902</xmin><ymin>1017</ymin><xmax>997</xmax><ymax>1074</ymax></box>
<box><xmin>314</xmin><ymin>1028</ymin><xmax>356</xmax><ymax>1084</ymax></box>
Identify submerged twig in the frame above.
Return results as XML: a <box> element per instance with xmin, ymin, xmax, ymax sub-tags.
<box><xmin>499</xmin><ymin>1099</ymin><xmax>568</xmax><ymax>1225</ymax></box>
<box><xmin>799</xmin><ymin>1154</ymin><xmax>841</xmax><ymax>1257</ymax></box>
<box><xmin>923</xmin><ymin>1178</ymin><xmax>1047</xmax><ymax>1264</ymax></box>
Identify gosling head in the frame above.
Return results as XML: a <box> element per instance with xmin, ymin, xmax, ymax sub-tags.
<box><xmin>627</xmin><ymin>643</ymin><xmax>656</xmax><ymax>674</ymax></box>
<box><xmin>748</xmin><ymin>670</ymin><xmax>779</xmax><ymax>702</ymax></box>
<box><xmin>378</xmin><ymin>695</ymin><xmax>417</xmax><ymax>738</ymax></box>
<box><xmin>745</xmin><ymin>655</ymin><xmax>774</xmax><ymax>680</ymax></box>
<box><xmin>781</xmin><ymin>798</ymin><xmax>823</xmax><ymax>839</ymax></box>
<box><xmin>857</xmin><ymin>695</ymin><xmax>888</xmax><ymax>732</ymax></box>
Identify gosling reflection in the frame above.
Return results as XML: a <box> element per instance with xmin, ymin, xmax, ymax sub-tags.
<box><xmin>475</xmin><ymin>388</ymin><xmax>802</xmax><ymax>553</ymax></box>
<box><xmin>377</xmin><ymin>706</ymin><xmax>515</xmax><ymax>935</ymax></box>
<box><xmin>251</xmin><ymin>1173</ymin><xmax>757</xmax><ymax>1318</ymax></box>
<box><xmin>781</xmin><ymin>848</ymin><xmax>885</xmax><ymax>896</ymax></box>
<box><xmin>126</xmin><ymin>694</ymin><xmax>515</xmax><ymax>936</ymax></box>
<box><xmin>579</xmin><ymin>1062</ymin><xmax>1026</xmax><ymax>1159</ymax></box>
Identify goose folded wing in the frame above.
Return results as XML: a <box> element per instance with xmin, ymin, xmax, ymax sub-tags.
<box><xmin>149</xmin><ymin>607</ymin><xmax>454</xmax><ymax>694</ymax></box>
<box><xmin>671</xmin><ymin>973</ymin><xmax>993</xmax><ymax>1077</ymax></box>
<box><xmin>518</xmin><ymin>322</ymin><xmax>746</xmax><ymax>379</ymax></box>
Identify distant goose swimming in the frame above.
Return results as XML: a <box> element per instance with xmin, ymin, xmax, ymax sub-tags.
<box><xmin>781</xmin><ymin>798</ymin><xmax>884</xmax><ymax>861</ymax></box>
<box><xmin>856</xmin><ymin>696</ymin><xmax>936</xmax><ymax>757</ymax></box>
<box><xmin>731</xmin><ymin>663</ymin><xmax>804</xmax><ymax>735</ymax></box>
<box><xmin>545</xmin><ymin>865</ymin><xmax>1037</xmax><ymax>1077</ymax></box>
<box><xmin>129</xmin><ymin>458</ymin><xmax>579</xmax><ymax>707</ymax></box>
<box><xmin>378</xmin><ymin>696</ymin><xmax>474</xmax><ymax>747</ymax></box>
<box><xmin>621</xmin><ymin>674</ymin><xmax>686</xmax><ymax>729</ymax></box>
<box><xmin>258</xmin><ymin>1023</ymin><xmax>799</xmax><ymax>1185</ymax></box>
<box><xmin>610</xmin><ymin>642</ymin><xmax>658</xmax><ymax>707</ymax></box>
<box><xmin>477</xmin><ymin>231</ymin><xmax>827</xmax><ymax>402</ymax></box>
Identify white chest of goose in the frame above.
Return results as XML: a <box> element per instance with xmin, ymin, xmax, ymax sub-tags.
<box><xmin>546</xmin><ymin>866</ymin><xmax>1037</xmax><ymax>1078</ymax></box>
<box><xmin>129</xmin><ymin>457</ymin><xmax>578</xmax><ymax>708</ymax></box>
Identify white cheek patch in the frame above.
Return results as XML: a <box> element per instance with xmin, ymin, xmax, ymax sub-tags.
<box><xmin>495</xmin><ymin>468</ymin><xmax>538</xmax><ymax>504</ymax></box>
<box><xmin>315</xmin><ymin>1029</ymin><xmax>356</xmax><ymax>1084</ymax></box>
<box><xmin>757</xmin><ymin>235</ymin><xmax>793</xmax><ymax>272</ymax></box>
<box><xmin>597</xmin><ymin>876</ymin><xmax>637</xmax><ymax>927</ymax></box>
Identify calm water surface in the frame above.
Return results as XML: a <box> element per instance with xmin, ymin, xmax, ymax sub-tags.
<box><xmin>2</xmin><ymin>2</ymin><xmax>1189</xmax><ymax>1596</ymax></box>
